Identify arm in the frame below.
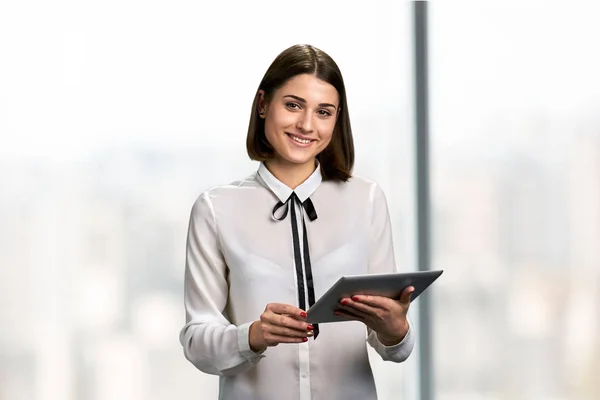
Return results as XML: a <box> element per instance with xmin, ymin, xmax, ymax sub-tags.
<box><xmin>365</xmin><ymin>183</ymin><xmax>416</xmax><ymax>363</ymax></box>
<box><xmin>178</xmin><ymin>192</ymin><xmax>264</xmax><ymax>376</ymax></box>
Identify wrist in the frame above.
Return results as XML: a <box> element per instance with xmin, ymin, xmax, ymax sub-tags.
<box><xmin>378</xmin><ymin>321</ymin><xmax>409</xmax><ymax>346</ymax></box>
<box><xmin>377</xmin><ymin>333</ymin><xmax>404</xmax><ymax>346</ymax></box>
<box><xmin>249</xmin><ymin>321</ymin><xmax>267</xmax><ymax>353</ymax></box>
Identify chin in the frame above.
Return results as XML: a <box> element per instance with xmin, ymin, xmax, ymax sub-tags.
<box><xmin>280</xmin><ymin>153</ymin><xmax>317</xmax><ymax>166</ymax></box>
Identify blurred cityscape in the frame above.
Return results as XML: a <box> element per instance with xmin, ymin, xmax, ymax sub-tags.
<box><xmin>0</xmin><ymin>110</ymin><xmax>415</xmax><ymax>400</ymax></box>
<box><xmin>431</xmin><ymin>114</ymin><xmax>600</xmax><ymax>400</ymax></box>
<box><xmin>1</xmin><ymin>113</ymin><xmax>599</xmax><ymax>399</ymax></box>
<box><xmin>2</xmin><ymin>2</ymin><xmax>600</xmax><ymax>400</ymax></box>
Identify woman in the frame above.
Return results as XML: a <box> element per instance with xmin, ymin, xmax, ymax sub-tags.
<box><xmin>179</xmin><ymin>44</ymin><xmax>415</xmax><ymax>400</ymax></box>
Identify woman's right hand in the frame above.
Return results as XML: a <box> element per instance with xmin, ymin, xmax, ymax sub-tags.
<box><xmin>249</xmin><ymin>303</ymin><xmax>314</xmax><ymax>352</ymax></box>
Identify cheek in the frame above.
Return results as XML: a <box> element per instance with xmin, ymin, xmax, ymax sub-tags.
<box><xmin>317</xmin><ymin>120</ymin><xmax>336</xmax><ymax>146</ymax></box>
<box><xmin>267</xmin><ymin>109</ymin><xmax>296</xmax><ymax>133</ymax></box>
<box><xmin>264</xmin><ymin>111</ymin><xmax>296</xmax><ymax>144</ymax></box>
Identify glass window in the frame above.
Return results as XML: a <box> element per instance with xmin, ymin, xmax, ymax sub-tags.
<box><xmin>430</xmin><ymin>2</ymin><xmax>600</xmax><ymax>399</ymax></box>
<box><xmin>0</xmin><ymin>1</ymin><xmax>416</xmax><ymax>399</ymax></box>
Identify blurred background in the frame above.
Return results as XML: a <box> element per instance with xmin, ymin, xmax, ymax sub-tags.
<box><xmin>1</xmin><ymin>1</ymin><xmax>598</xmax><ymax>399</ymax></box>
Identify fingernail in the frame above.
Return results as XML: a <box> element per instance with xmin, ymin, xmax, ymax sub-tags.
<box><xmin>307</xmin><ymin>331</ymin><xmax>314</xmax><ymax>336</ymax></box>
<box><xmin>352</xmin><ymin>296</ymin><xmax>359</xmax><ymax>301</ymax></box>
<box><xmin>340</xmin><ymin>299</ymin><xmax>348</xmax><ymax>305</ymax></box>
<box><xmin>300</xmin><ymin>311</ymin><xmax>307</xmax><ymax>318</ymax></box>
<box><xmin>302</xmin><ymin>337</ymin><xmax>308</xmax><ymax>342</ymax></box>
<box><xmin>307</xmin><ymin>324</ymin><xmax>314</xmax><ymax>330</ymax></box>
<box><xmin>334</xmin><ymin>311</ymin><xmax>341</xmax><ymax>316</ymax></box>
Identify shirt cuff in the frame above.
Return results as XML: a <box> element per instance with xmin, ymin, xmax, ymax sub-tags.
<box><xmin>237</xmin><ymin>321</ymin><xmax>267</xmax><ymax>364</ymax></box>
<box><xmin>368</xmin><ymin>317</ymin><xmax>415</xmax><ymax>362</ymax></box>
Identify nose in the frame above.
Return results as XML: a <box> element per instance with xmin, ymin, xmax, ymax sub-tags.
<box><xmin>296</xmin><ymin>111</ymin><xmax>314</xmax><ymax>133</ymax></box>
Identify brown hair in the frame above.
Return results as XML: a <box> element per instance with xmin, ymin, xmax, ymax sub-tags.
<box><xmin>246</xmin><ymin>44</ymin><xmax>354</xmax><ymax>181</ymax></box>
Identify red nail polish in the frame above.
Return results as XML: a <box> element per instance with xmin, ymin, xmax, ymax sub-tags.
<box><xmin>341</xmin><ymin>299</ymin><xmax>348</xmax><ymax>305</ymax></box>
<box><xmin>302</xmin><ymin>337</ymin><xmax>308</xmax><ymax>342</ymax></box>
<box><xmin>352</xmin><ymin>296</ymin><xmax>359</xmax><ymax>302</ymax></box>
<box><xmin>307</xmin><ymin>324</ymin><xmax>314</xmax><ymax>330</ymax></box>
<box><xmin>300</xmin><ymin>311</ymin><xmax>307</xmax><ymax>318</ymax></box>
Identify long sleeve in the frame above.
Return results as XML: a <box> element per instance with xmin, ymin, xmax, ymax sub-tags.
<box><xmin>365</xmin><ymin>183</ymin><xmax>416</xmax><ymax>363</ymax></box>
<box><xmin>179</xmin><ymin>192</ymin><xmax>264</xmax><ymax>376</ymax></box>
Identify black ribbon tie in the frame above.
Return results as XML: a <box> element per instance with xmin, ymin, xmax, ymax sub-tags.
<box><xmin>272</xmin><ymin>193</ymin><xmax>319</xmax><ymax>339</ymax></box>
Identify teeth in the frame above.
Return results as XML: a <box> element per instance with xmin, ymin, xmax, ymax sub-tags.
<box><xmin>289</xmin><ymin>134</ymin><xmax>311</xmax><ymax>144</ymax></box>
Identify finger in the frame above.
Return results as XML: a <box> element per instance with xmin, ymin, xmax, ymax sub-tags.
<box><xmin>262</xmin><ymin>312</ymin><xmax>312</xmax><ymax>333</ymax></box>
<box><xmin>334</xmin><ymin>309</ymin><xmax>364</xmax><ymax>322</ymax></box>
<box><xmin>338</xmin><ymin>303</ymin><xmax>372</xmax><ymax>319</ymax></box>
<box><xmin>348</xmin><ymin>294</ymin><xmax>395</xmax><ymax>310</ymax></box>
<box><xmin>266</xmin><ymin>303</ymin><xmax>306</xmax><ymax>319</ymax></box>
<box><xmin>264</xmin><ymin>333</ymin><xmax>308</xmax><ymax>345</ymax></box>
<box><xmin>399</xmin><ymin>286</ymin><xmax>415</xmax><ymax>305</ymax></box>
<box><xmin>336</xmin><ymin>304</ymin><xmax>368</xmax><ymax>319</ymax></box>
<box><xmin>266</xmin><ymin>324</ymin><xmax>313</xmax><ymax>338</ymax></box>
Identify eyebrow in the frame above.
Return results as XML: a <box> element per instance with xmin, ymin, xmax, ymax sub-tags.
<box><xmin>283</xmin><ymin>94</ymin><xmax>337</xmax><ymax>109</ymax></box>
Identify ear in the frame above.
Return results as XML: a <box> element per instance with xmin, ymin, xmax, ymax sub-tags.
<box><xmin>257</xmin><ymin>90</ymin><xmax>268</xmax><ymax>118</ymax></box>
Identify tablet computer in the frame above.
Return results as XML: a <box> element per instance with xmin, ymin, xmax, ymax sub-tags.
<box><xmin>306</xmin><ymin>270</ymin><xmax>443</xmax><ymax>324</ymax></box>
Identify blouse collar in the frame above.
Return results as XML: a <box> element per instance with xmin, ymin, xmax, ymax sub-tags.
<box><xmin>257</xmin><ymin>161</ymin><xmax>323</xmax><ymax>203</ymax></box>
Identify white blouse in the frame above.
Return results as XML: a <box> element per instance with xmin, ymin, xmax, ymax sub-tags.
<box><xmin>179</xmin><ymin>162</ymin><xmax>415</xmax><ymax>400</ymax></box>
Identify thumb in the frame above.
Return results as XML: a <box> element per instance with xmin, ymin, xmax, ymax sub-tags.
<box><xmin>400</xmin><ymin>286</ymin><xmax>415</xmax><ymax>305</ymax></box>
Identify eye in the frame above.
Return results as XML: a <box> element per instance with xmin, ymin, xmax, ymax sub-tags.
<box><xmin>285</xmin><ymin>102</ymin><xmax>301</xmax><ymax>110</ymax></box>
<box><xmin>318</xmin><ymin>109</ymin><xmax>332</xmax><ymax>117</ymax></box>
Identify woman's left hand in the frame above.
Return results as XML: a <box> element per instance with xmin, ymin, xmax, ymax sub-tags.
<box><xmin>335</xmin><ymin>286</ymin><xmax>415</xmax><ymax>346</ymax></box>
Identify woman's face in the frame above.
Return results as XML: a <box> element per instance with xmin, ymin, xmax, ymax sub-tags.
<box><xmin>259</xmin><ymin>74</ymin><xmax>339</xmax><ymax>168</ymax></box>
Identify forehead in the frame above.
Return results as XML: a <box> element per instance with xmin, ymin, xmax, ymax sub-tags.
<box><xmin>275</xmin><ymin>74</ymin><xmax>339</xmax><ymax>105</ymax></box>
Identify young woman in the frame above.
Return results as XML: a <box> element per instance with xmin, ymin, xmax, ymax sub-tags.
<box><xmin>179</xmin><ymin>44</ymin><xmax>415</xmax><ymax>400</ymax></box>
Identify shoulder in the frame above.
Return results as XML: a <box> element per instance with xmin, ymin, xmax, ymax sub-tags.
<box><xmin>347</xmin><ymin>174</ymin><xmax>381</xmax><ymax>192</ymax></box>
<box><xmin>324</xmin><ymin>174</ymin><xmax>386</xmax><ymax>200</ymax></box>
<box><xmin>190</xmin><ymin>172</ymin><xmax>261</xmax><ymax>216</ymax></box>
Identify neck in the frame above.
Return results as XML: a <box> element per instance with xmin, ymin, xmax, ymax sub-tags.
<box><xmin>264</xmin><ymin>158</ymin><xmax>317</xmax><ymax>189</ymax></box>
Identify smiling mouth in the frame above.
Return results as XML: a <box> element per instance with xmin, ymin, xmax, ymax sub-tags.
<box><xmin>286</xmin><ymin>133</ymin><xmax>315</xmax><ymax>145</ymax></box>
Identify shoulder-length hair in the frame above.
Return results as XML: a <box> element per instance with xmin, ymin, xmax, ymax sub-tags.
<box><xmin>246</xmin><ymin>44</ymin><xmax>354</xmax><ymax>182</ymax></box>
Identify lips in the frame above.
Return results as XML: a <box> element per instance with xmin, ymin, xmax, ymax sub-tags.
<box><xmin>286</xmin><ymin>132</ymin><xmax>315</xmax><ymax>145</ymax></box>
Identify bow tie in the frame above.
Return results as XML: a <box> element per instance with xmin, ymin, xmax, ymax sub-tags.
<box><xmin>272</xmin><ymin>193</ymin><xmax>319</xmax><ymax>339</ymax></box>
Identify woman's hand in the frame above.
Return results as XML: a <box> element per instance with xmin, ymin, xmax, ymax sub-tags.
<box><xmin>249</xmin><ymin>303</ymin><xmax>314</xmax><ymax>352</ymax></box>
<box><xmin>335</xmin><ymin>286</ymin><xmax>414</xmax><ymax>346</ymax></box>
